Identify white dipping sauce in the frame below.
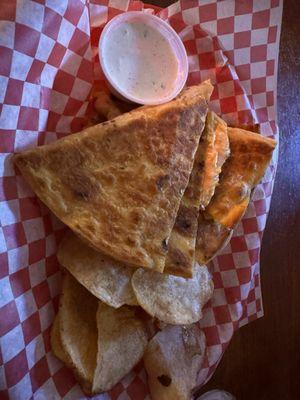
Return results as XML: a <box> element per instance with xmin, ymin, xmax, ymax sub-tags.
<box><xmin>102</xmin><ymin>20</ymin><xmax>179</xmax><ymax>102</ymax></box>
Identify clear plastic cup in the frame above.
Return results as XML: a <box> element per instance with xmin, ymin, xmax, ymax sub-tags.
<box><xmin>197</xmin><ymin>390</ymin><xmax>236</xmax><ymax>400</ymax></box>
<box><xmin>98</xmin><ymin>11</ymin><xmax>188</xmax><ymax>105</ymax></box>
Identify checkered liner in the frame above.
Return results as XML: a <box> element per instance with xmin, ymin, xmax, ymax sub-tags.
<box><xmin>0</xmin><ymin>1</ymin><xmax>282</xmax><ymax>399</ymax></box>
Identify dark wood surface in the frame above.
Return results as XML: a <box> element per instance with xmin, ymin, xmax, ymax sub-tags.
<box><xmin>149</xmin><ymin>1</ymin><xmax>300</xmax><ymax>399</ymax></box>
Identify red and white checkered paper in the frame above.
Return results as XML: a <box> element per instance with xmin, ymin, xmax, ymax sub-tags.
<box><xmin>0</xmin><ymin>0</ymin><xmax>282</xmax><ymax>399</ymax></box>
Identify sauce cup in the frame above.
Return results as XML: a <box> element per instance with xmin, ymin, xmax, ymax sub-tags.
<box><xmin>99</xmin><ymin>11</ymin><xmax>188</xmax><ymax>105</ymax></box>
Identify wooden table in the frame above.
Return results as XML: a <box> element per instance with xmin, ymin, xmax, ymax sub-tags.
<box><xmin>149</xmin><ymin>1</ymin><xmax>300</xmax><ymax>398</ymax></box>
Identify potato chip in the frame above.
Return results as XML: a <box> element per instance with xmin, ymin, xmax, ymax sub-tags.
<box><xmin>59</xmin><ymin>273</ymin><xmax>98</xmax><ymax>392</ymax></box>
<box><xmin>93</xmin><ymin>91</ymin><xmax>123</xmax><ymax>120</ymax></box>
<box><xmin>51</xmin><ymin>312</ymin><xmax>96</xmax><ymax>394</ymax></box>
<box><xmin>131</xmin><ymin>265</ymin><xmax>213</xmax><ymax>325</ymax></box>
<box><xmin>51</xmin><ymin>313</ymin><xmax>69</xmax><ymax>364</ymax></box>
<box><xmin>93</xmin><ymin>302</ymin><xmax>148</xmax><ymax>393</ymax></box>
<box><xmin>58</xmin><ymin>233</ymin><xmax>138</xmax><ymax>308</ymax></box>
<box><xmin>52</xmin><ymin>273</ymin><xmax>148</xmax><ymax>394</ymax></box>
<box><xmin>144</xmin><ymin>324</ymin><xmax>206</xmax><ymax>400</ymax></box>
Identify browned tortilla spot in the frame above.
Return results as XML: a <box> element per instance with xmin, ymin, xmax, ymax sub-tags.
<box><xmin>156</xmin><ymin>175</ymin><xmax>170</xmax><ymax>192</ymax></box>
<box><xmin>173</xmin><ymin>205</ymin><xmax>198</xmax><ymax>237</ymax></box>
<box><xmin>166</xmin><ymin>247</ymin><xmax>190</xmax><ymax>272</ymax></box>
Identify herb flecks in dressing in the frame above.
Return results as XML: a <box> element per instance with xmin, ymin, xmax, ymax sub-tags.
<box><xmin>102</xmin><ymin>21</ymin><xmax>179</xmax><ymax>102</ymax></box>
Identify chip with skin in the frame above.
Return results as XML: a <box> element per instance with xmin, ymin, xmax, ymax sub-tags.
<box><xmin>51</xmin><ymin>273</ymin><xmax>148</xmax><ymax>395</ymax></box>
<box><xmin>144</xmin><ymin>324</ymin><xmax>206</xmax><ymax>400</ymax></box>
<box><xmin>93</xmin><ymin>302</ymin><xmax>148</xmax><ymax>393</ymax></box>
<box><xmin>58</xmin><ymin>273</ymin><xmax>98</xmax><ymax>393</ymax></box>
<box><xmin>131</xmin><ymin>264</ymin><xmax>213</xmax><ymax>325</ymax></box>
<box><xmin>58</xmin><ymin>232</ymin><xmax>138</xmax><ymax>308</ymax></box>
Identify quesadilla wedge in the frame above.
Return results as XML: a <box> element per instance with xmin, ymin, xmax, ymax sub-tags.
<box><xmin>14</xmin><ymin>81</ymin><xmax>213</xmax><ymax>272</ymax></box>
<box><xmin>196</xmin><ymin>127</ymin><xmax>276</xmax><ymax>264</ymax></box>
<box><xmin>197</xmin><ymin>111</ymin><xmax>230</xmax><ymax>210</ymax></box>
<box><xmin>164</xmin><ymin>111</ymin><xmax>230</xmax><ymax>277</ymax></box>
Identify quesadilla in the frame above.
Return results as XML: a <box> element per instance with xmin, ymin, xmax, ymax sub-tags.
<box><xmin>164</xmin><ymin>111</ymin><xmax>230</xmax><ymax>277</ymax></box>
<box><xmin>196</xmin><ymin>127</ymin><xmax>276</xmax><ymax>264</ymax></box>
<box><xmin>14</xmin><ymin>81</ymin><xmax>213</xmax><ymax>272</ymax></box>
<box><xmin>162</xmin><ymin>143</ymin><xmax>205</xmax><ymax>278</ymax></box>
<box><xmin>197</xmin><ymin>111</ymin><xmax>230</xmax><ymax>210</ymax></box>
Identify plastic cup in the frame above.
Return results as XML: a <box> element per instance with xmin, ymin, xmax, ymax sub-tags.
<box><xmin>98</xmin><ymin>11</ymin><xmax>188</xmax><ymax>105</ymax></box>
<box><xmin>197</xmin><ymin>390</ymin><xmax>236</xmax><ymax>400</ymax></box>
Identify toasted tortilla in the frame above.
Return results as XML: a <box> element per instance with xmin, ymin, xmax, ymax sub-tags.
<box><xmin>164</xmin><ymin>111</ymin><xmax>229</xmax><ymax>277</ymax></box>
<box><xmin>163</xmin><ymin>141</ymin><xmax>206</xmax><ymax>278</ymax></box>
<box><xmin>131</xmin><ymin>264</ymin><xmax>213</xmax><ymax>325</ymax></box>
<box><xmin>198</xmin><ymin>111</ymin><xmax>230</xmax><ymax>210</ymax></box>
<box><xmin>58</xmin><ymin>232</ymin><xmax>137</xmax><ymax>308</ymax></box>
<box><xmin>93</xmin><ymin>303</ymin><xmax>148</xmax><ymax>393</ymax></box>
<box><xmin>195</xmin><ymin>213</ymin><xmax>233</xmax><ymax>265</ymax></box>
<box><xmin>14</xmin><ymin>81</ymin><xmax>212</xmax><ymax>272</ymax></box>
<box><xmin>196</xmin><ymin>127</ymin><xmax>276</xmax><ymax>264</ymax></box>
<box><xmin>214</xmin><ymin>114</ymin><xmax>231</xmax><ymax>171</ymax></box>
<box><xmin>144</xmin><ymin>324</ymin><xmax>206</xmax><ymax>400</ymax></box>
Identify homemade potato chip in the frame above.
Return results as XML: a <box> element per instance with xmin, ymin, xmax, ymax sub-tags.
<box><xmin>144</xmin><ymin>324</ymin><xmax>206</xmax><ymax>400</ymax></box>
<box><xmin>51</xmin><ymin>312</ymin><xmax>95</xmax><ymax>394</ymax></box>
<box><xmin>93</xmin><ymin>91</ymin><xmax>123</xmax><ymax>120</ymax></box>
<box><xmin>131</xmin><ymin>265</ymin><xmax>213</xmax><ymax>325</ymax></box>
<box><xmin>14</xmin><ymin>82</ymin><xmax>212</xmax><ymax>272</ymax></box>
<box><xmin>52</xmin><ymin>273</ymin><xmax>148</xmax><ymax>394</ymax></box>
<box><xmin>51</xmin><ymin>313</ymin><xmax>69</xmax><ymax>365</ymax></box>
<box><xmin>58</xmin><ymin>233</ymin><xmax>137</xmax><ymax>308</ymax></box>
<box><xmin>93</xmin><ymin>303</ymin><xmax>148</xmax><ymax>393</ymax></box>
<box><xmin>59</xmin><ymin>273</ymin><xmax>98</xmax><ymax>392</ymax></box>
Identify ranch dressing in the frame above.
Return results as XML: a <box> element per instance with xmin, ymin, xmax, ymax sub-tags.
<box><xmin>102</xmin><ymin>20</ymin><xmax>179</xmax><ymax>102</ymax></box>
